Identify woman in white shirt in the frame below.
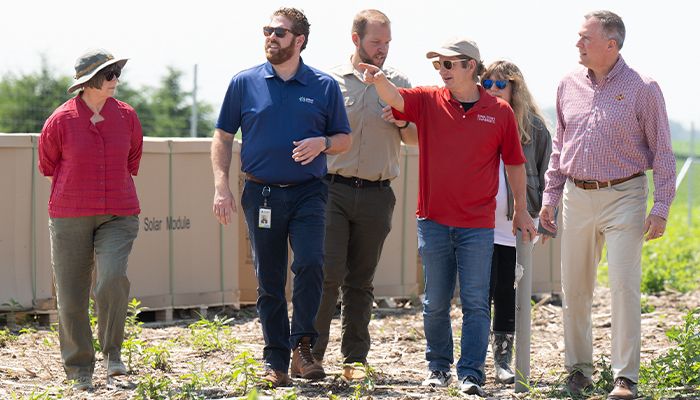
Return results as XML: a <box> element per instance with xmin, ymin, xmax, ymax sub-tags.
<box><xmin>482</xmin><ymin>60</ymin><xmax>552</xmax><ymax>384</ymax></box>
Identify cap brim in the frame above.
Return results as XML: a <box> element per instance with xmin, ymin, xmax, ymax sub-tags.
<box><xmin>67</xmin><ymin>58</ymin><xmax>129</xmax><ymax>93</ymax></box>
<box><xmin>426</xmin><ymin>48</ymin><xmax>462</xmax><ymax>59</ymax></box>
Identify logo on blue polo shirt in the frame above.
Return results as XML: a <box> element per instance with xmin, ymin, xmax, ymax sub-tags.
<box><xmin>298</xmin><ymin>96</ymin><xmax>315</xmax><ymax>104</ymax></box>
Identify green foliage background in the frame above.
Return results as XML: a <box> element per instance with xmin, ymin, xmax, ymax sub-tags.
<box><xmin>598</xmin><ymin>157</ymin><xmax>700</xmax><ymax>294</ymax></box>
<box><xmin>0</xmin><ymin>57</ymin><xmax>214</xmax><ymax>137</ymax></box>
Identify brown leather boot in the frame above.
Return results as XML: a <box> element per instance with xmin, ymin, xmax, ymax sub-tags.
<box><xmin>608</xmin><ymin>377</ymin><xmax>638</xmax><ymax>400</ymax></box>
<box><xmin>290</xmin><ymin>337</ymin><xmax>326</xmax><ymax>380</ymax></box>
<box><xmin>260</xmin><ymin>368</ymin><xmax>291</xmax><ymax>388</ymax></box>
<box><xmin>566</xmin><ymin>370</ymin><xmax>593</xmax><ymax>395</ymax></box>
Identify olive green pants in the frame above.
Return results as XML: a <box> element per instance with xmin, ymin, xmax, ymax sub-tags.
<box><xmin>49</xmin><ymin>215</ymin><xmax>139</xmax><ymax>379</ymax></box>
<box><xmin>313</xmin><ymin>182</ymin><xmax>395</xmax><ymax>364</ymax></box>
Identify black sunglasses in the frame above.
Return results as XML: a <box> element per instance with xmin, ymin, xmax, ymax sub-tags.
<box><xmin>482</xmin><ymin>79</ymin><xmax>508</xmax><ymax>90</ymax></box>
<box><xmin>432</xmin><ymin>59</ymin><xmax>468</xmax><ymax>70</ymax></box>
<box><xmin>102</xmin><ymin>67</ymin><xmax>121</xmax><ymax>81</ymax></box>
<box><xmin>263</xmin><ymin>26</ymin><xmax>296</xmax><ymax>38</ymax></box>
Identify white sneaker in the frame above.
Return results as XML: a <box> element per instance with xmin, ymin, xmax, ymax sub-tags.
<box><xmin>460</xmin><ymin>376</ymin><xmax>486</xmax><ymax>397</ymax></box>
<box><xmin>421</xmin><ymin>370</ymin><xmax>452</xmax><ymax>387</ymax></box>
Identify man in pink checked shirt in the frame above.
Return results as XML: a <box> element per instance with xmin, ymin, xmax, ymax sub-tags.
<box><xmin>539</xmin><ymin>10</ymin><xmax>676</xmax><ymax>400</ymax></box>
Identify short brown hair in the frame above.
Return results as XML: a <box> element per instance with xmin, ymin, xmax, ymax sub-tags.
<box><xmin>82</xmin><ymin>66</ymin><xmax>121</xmax><ymax>90</ymax></box>
<box><xmin>272</xmin><ymin>7</ymin><xmax>311</xmax><ymax>51</ymax></box>
<box><xmin>461</xmin><ymin>57</ymin><xmax>485</xmax><ymax>82</ymax></box>
<box><xmin>352</xmin><ymin>9</ymin><xmax>390</xmax><ymax>39</ymax></box>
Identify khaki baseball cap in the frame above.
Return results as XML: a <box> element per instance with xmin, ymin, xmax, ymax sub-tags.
<box><xmin>426</xmin><ymin>37</ymin><xmax>481</xmax><ymax>61</ymax></box>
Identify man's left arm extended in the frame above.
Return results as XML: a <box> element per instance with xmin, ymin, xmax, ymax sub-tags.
<box><xmin>505</xmin><ymin>163</ymin><xmax>537</xmax><ymax>241</ymax></box>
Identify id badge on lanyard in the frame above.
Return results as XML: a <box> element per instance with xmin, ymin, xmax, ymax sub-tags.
<box><xmin>258</xmin><ymin>186</ymin><xmax>272</xmax><ymax>229</ymax></box>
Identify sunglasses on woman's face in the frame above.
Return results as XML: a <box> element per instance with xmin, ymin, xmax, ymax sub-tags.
<box><xmin>482</xmin><ymin>79</ymin><xmax>508</xmax><ymax>90</ymax></box>
<box><xmin>432</xmin><ymin>59</ymin><xmax>467</xmax><ymax>70</ymax></box>
<box><xmin>102</xmin><ymin>67</ymin><xmax>121</xmax><ymax>81</ymax></box>
<box><xmin>263</xmin><ymin>26</ymin><xmax>295</xmax><ymax>38</ymax></box>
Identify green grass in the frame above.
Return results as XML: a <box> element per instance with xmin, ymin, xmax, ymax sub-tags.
<box><xmin>672</xmin><ymin>139</ymin><xmax>700</xmax><ymax>158</ymax></box>
<box><xmin>639</xmin><ymin>308</ymin><xmax>700</xmax><ymax>398</ymax></box>
<box><xmin>598</xmin><ymin>158</ymin><xmax>700</xmax><ymax>293</ymax></box>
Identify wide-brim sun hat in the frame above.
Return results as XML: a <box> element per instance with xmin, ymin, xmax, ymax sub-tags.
<box><xmin>67</xmin><ymin>49</ymin><xmax>128</xmax><ymax>93</ymax></box>
<box><xmin>426</xmin><ymin>37</ymin><xmax>481</xmax><ymax>61</ymax></box>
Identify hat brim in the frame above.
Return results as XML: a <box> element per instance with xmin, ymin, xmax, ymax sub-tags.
<box><xmin>426</xmin><ymin>49</ymin><xmax>463</xmax><ymax>59</ymax></box>
<box><xmin>67</xmin><ymin>58</ymin><xmax>128</xmax><ymax>94</ymax></box>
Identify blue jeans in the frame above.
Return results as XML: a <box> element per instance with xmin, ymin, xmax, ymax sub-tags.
<box><xmin>241</xmin><ymin>178</ymin><xmax>328</xmax><ymax>372</ymax></box>
<box><xmin>418</xmin><ymin>219</ymin><xmax>494</xmax><ymax>383</ymax></box>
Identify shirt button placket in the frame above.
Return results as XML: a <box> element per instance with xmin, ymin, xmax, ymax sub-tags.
<box><xmin>98</xmin><ymin>138</ymin><xmax>106</xmax><ymax>207</ymax></box>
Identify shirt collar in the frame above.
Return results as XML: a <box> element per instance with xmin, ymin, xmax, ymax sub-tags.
<box><xmin>263</xmin><ymin>57</ymin><xmax>310</xmax><ymax>85</ymax></box>
<box><xmin>586</xmin><ymin>55</ymin><xmax>627</xmax><ymax>84</ymax></box>
<box><xmin>339</xmin><ymin>57</ymin><xmax>375</xmax><ymax>87</ymax></box>
<box><xmin>605</xmin><ymin>55</ymin><xmax>627</xmax><ymax>81</ymax></box>
<box><xmin>338</xmin><ymin>56</ymin><xmax>355</xmax><ymax>76</ymax></box>
<box><xmin>75</xmin><ymin>94</ymin><xmax>91</xmax><ymax>114</ymax></box>
<box><xmin>71</xmin><ymin>94</ymin><xmax>114</xmax><ymax>118</ymax></box>
<box><xmin>339</xmin><ymin>56</ymin><xmax>395</xmax><ymax>83</ymax></box>
<box><xmin>440</xmin><ymin>85</ymin><xmax>492</xmax><ymax>109</ymax></box>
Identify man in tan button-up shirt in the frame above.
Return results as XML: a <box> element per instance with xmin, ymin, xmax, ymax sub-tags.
<box><xmin>312</xmin><ymin>9</ymin><xmax>417</xmax><ymax>381</ymax></box>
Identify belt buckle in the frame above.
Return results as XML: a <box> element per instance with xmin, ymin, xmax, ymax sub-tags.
<box><xmin>579</xmin><ymin>179</ymin><xmax>599</xmax><ymax>190</ymax></box>
<box><xmin>352</xmin><ymin>177</ymin><xmax>362</xmax><ymax>188</ymax></box>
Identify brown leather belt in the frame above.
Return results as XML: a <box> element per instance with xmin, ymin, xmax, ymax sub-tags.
<box><xmin>570</xmin><ymin>172</ymin><xmax>644</xmax><ymax>190</ymax></box>
<box><xmin>245</xmin><ymin>173</ymin><xmax>298</xmax><ymax>188</ymax></box>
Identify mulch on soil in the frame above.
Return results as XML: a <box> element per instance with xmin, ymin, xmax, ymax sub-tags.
<box><xmin>1</xmin><ymin>287</ymin><xmax>698</xmax><ymax>399</ymax></box>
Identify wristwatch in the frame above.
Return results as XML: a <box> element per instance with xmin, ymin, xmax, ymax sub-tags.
<box><xmin>398</xmin><ymin>120</ymin><xmax>410</xmax><ymax>129</ymax></box>
<box><xmin>323</xmin><ymin>136</ymin><xmax>332</xmax><ymax>152</ymax></box>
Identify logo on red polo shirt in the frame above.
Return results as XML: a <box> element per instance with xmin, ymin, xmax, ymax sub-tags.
<box><xmin>477</xmin><ymin>114</ymin><xmax>496</xmax><ymax>124</ymax></box>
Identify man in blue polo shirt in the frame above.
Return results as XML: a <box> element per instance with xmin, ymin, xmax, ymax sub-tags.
<box><xmin>211</xmin><ymin>7</ymin><xmax>351</xmax><ymax>388</ymax></box>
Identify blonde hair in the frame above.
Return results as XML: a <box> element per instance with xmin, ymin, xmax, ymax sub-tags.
<box><xmin>482</xmin><ymin>60</ymin><xmax>546</xmax><ymax>144</ymax></box>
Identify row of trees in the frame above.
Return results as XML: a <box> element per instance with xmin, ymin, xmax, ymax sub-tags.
<box><xmin>0</xmin><ymin>58</ymin><xmax>214</xmax><ymax>137</ymax></box>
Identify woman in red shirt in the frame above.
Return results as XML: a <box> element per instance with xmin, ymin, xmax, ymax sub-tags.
<box><xmin>38</xmin><ymin>49</ymin><xmax>143</xmax><ymax>390</ymax></box>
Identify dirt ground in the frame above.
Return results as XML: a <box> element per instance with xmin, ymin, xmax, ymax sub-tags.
<box><xmin>1</xmin><ymin>287</ymin><xmax>699</xmax><ymax>399</ymax></box>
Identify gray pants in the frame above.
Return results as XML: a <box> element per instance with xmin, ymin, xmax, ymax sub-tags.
<box><xmin>313</xmin><ymin>181</ymin><xmax>395</xmax><ymax>364</ymax></box>
<box><xmin>49</xmin><ymin>215</ymin><xmax>139</xmax><ymax>379</ymax></box>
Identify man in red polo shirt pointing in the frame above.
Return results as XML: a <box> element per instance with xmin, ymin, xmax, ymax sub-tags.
<box><xmin>360</xmin><ymin>37</ymin><xmax>535</xmax><ymax>396</ymax></box>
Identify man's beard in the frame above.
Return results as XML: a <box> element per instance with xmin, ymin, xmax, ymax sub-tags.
<box><xmin>266</xmin><ymin>39</ymin><xmax>296</xmax><ymax>65</ymax></box>
<box><xmin>358</xmin><ymin>42</ymin><xmax>386</xmax><ymax>68</ymax></box>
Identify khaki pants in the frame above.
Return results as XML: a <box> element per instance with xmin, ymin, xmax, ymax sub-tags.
<box><xmin>561</xmin><ymin>176</ymin><xmax>647</xmax><ymax>383</ymax></box>
<box><xmin>49</xmin><ymin>215</ymin><xmax>139</xmax><ymax>379</ymax></box>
